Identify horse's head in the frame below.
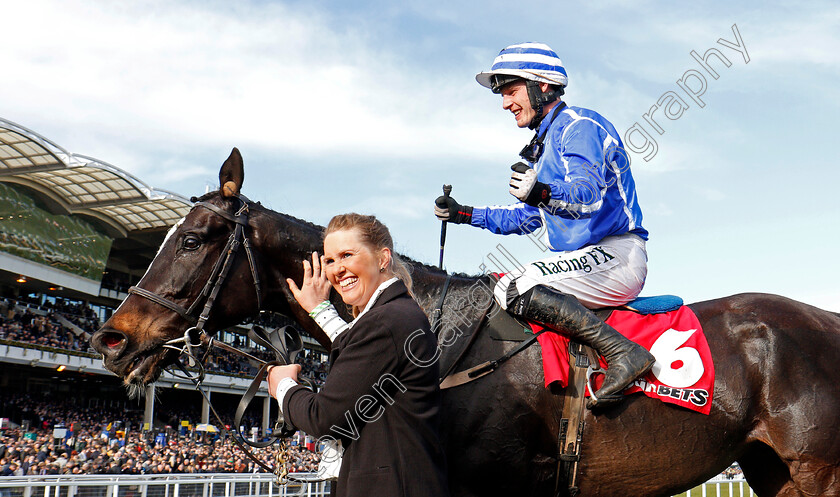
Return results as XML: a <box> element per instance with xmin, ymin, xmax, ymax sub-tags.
<box><xmin>90</xmin><ymin>148</ymin><xmax>303</xmax><ymax>391</ymax></box>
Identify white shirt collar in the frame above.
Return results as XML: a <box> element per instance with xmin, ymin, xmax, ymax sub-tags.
<box><xmin>348</xmin><ymin>277</ymin><xmax>400</xmax><ymax>329</ymax></box>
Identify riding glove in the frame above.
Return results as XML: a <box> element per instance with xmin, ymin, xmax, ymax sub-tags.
<box><xmin>435</xmin><ymin>195</ymin><xmax>473</xmax><ymax>224</ymax></box>
<box><xmin>509</xmin><ymin>162</ymin><xmax>551</xmax><ymax>207</ymax></box>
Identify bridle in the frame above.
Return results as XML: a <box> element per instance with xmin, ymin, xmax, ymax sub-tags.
<box><xmin>126</xmin><ymin>195</ymin><xmax>310</xmax><ymax>485</ymax></box>
<box><xmin>128</xmin><ymin>195</ymin><xmax>263</xmax><ymax>373</ymax></box>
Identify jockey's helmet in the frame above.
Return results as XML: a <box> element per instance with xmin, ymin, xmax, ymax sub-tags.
<box><xmin>476</xmin><ymin>42</ymin><xmax>567</xmax><ymax>129</ymax></box>
<box><xmin>475</xmin><ymin>42</ymin><xmax>568</xmax><ymax>94</ymax></box>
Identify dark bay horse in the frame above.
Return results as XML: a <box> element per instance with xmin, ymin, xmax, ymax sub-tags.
<box><xmin>91</xmin><ymin>149</ymin><xmax>840</xmax><ymax>496</ymax></box>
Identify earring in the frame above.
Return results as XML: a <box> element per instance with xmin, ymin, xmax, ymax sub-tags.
<box><xmin>379</xmin><ymin>267</ymin><xmax>385</xmax><ymax>273</ymax></box>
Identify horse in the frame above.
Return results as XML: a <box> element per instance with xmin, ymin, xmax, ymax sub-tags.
<box><xmin>90</xmin><ymin>149</ymin><xmax>840</xmax><ymax>497</ymax></box>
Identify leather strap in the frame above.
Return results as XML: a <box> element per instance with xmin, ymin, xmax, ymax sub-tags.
<box><xmin>440</xmin><ymin>331</ymin><xmax>544</xmax><ymax>389</ymax></box>
<box><xmin>556</xmin><ymin>341</ymin><xmax>591</xmax><ymax>496</ymax></box>
<box><xmin>128</xmin><ymin>286</ymin><xmax>195</xmax><ymax>324</ymax></box>
<box><xmin>437</xmin><ymin>297</ymin><xmax>493</xmax><ymax>383</ymax></box>
<box><xmin>233</xmin><ymin>360</ymin><xmax>291</xmax><ymax>448</ymax></box>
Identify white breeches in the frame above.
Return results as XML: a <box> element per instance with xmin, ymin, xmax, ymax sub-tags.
<box><xmin>493</xmin><ymin>233</ymin><xmax>648</xmax><ymax>310</ymax></box>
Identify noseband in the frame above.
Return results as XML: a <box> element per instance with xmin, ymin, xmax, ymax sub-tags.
<box><xmin>128</xmin><ymin>195</ymin><xmax>263</xmax><ymax>370</ymax></box>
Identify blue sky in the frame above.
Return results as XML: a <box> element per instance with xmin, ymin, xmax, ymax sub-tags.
<box><xmin>3</xmin><ymin>0</ymin><xmax>839</xmax><ymax>311</ymax></box>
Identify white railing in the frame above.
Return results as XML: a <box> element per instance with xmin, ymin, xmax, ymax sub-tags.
<box><xmin>0</xmin><ymin>473</ymin><xmax>329</xmax><ymax>497</ymax></box>
<box><xmin>0</xmin><ymin>473</ymin><xmax>750</xmax><ymax>497</ymax></box>
<box><xmin>678</xmin><ymin>477</ymin><xmax>753</xmax><ymax>497</ymax></box>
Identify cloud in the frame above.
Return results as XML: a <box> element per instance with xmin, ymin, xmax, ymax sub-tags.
<box><xmin>740</xmin><ymin>6</ymin><xmax>840</xmax><ymax>69</ymax></box>
<box><xmin>1</xmin><ymin>0</ymin><xmax>522</xmax><ymax>191</ymax></box>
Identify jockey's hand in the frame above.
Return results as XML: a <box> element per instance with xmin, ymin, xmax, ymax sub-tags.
<box><xmin>434</xmin><ymin>195</ymin><xmax>473</xmax><ymax>224</ymax></box>
<box><xmin>267</xmin><ymin>364</ymin><xmax>301</xmax><ymax>399</ymax></box>
<box><xmin>509</xmin><ymin>162</ymin><xmax>551</xmax><ymax>207</ymax></box>
<box><xmin>286</xmin><ymin>251</ymin><xmax>332</xmax><ymax>313</ymax></box>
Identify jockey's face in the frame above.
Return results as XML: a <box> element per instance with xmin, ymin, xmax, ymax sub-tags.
<box><xmin>500</xmin><ymin>80</ymin><xmax>553</xmax><ymax>128</ymax></box>
<box><xmin>501</xmin><ymin>80</ymin><xmax>535</xmax><ymax>128</ymax></box>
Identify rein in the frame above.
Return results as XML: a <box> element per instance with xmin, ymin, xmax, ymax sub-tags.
<box><xmin>178</xmin><ymin>325</ymin><xmax>317</xmax><ymax>485</ymax></box>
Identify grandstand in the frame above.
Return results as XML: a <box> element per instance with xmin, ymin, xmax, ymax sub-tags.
<box><xmin>0</xmin><ymin>118</ymin><xmax>328</xmax><ymax>472</ymax></box>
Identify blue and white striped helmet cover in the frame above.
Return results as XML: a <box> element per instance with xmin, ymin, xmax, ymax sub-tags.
<box><xmin>476</xmin><ymin>42</ymin><xmax>568</xmax><ymax>90</ymax></box>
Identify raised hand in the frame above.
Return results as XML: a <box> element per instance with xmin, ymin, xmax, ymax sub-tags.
<box><xmin>509</xmin><ymin>161</ymin><xmax>551</xmax><ymax>206</ymax></box>
<box><xmin>434</xmin><ymin>195</ymin><xmax>473</xmax><ymax>224</ymax></box>
<box><xmin>286</xmin><ymin>251</ymin><xmax>332</xmax><ymax>313</ymax></box>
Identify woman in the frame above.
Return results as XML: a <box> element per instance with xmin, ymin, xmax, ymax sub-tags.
<box><xmin>267</xmin><ymin>213</ymin><xmax>449</xmax><ymax>497</ymax></box>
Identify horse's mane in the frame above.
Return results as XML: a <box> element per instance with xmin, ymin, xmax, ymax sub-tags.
<box><xmin>197</xmin><ymin>189</ymin><xmax>480</xmax><ymax>281</ymax></box>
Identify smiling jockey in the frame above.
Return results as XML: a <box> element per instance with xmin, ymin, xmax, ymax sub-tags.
<box><xmin>434</xmin><ymin>42</ymin><xmax>654</xmax><ymax>409</ymax></box>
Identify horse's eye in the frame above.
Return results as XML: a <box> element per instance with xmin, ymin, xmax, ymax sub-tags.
<box><xmin>182</xmin><ymin>236</ymin><xmax>201</xmax><ymax>251</ymax></box>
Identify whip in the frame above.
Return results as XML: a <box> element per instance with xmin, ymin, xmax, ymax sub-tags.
<box><xmin>438</xmin><ymin>184</ymin><xmax>452</xmax><ymax>270</ymax></box>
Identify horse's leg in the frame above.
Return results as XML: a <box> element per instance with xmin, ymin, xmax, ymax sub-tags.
<box><xmin>740</xmin><ymin>442</ymin><xmax>840</xmax><ymax>497</ymax></box>
<box><xmin>784</xmin><ymin>457</ymin><xmax>840</xmax><ymax>497</ymax></box>
<box><xmin>738</xmin><ymin>441</ymin><xmax>794</xmax><ymax>496</ymax></box>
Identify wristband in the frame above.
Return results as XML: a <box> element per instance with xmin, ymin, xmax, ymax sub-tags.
<box><xmin>524</xmin><ymin>182</ymin><xmax>551</xmax><ymax>207</ymax></box>
<box><xmin>310</xmin><ymin>302</ymin><xmax>349</xmax><ymax>341</ymax></box>
<box><xmin>309</xmin><ymin>300</ymin><xmax>332</xmax><ymax>318</ymax></box>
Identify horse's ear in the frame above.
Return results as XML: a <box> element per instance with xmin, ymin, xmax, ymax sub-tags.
<box><xmin>219</xmin><ymin>147</ymin><xmax>244</xmax><ymax>197</ymax></box>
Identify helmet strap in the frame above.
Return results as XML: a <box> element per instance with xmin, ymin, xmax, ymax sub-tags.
<box><xmin>525</xmin><ymin>80</ymin><xmax>564</xmax><ymax>130</ymax></box>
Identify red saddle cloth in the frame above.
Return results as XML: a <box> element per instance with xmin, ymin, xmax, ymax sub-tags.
<box><xmin>533</xmin><ymin>305</ymin><xmax>714</xmax><ymax>415</ymax></box>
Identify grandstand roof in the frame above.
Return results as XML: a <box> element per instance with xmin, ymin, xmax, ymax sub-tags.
<box><xmin>0</xmin><ymin>118</ymin><xmax>194</xmax><ymax>298</ymax></box>
<box><xmin>0</xmin><ymin>118</ymin><xmax>191</xmax><ymax>238</ymax></box>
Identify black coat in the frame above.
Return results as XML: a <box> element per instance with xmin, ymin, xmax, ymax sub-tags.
<box><xmin>283</xmin><ymin>280</ymin><xmax>449</xmax><ymax>497</ymax></box>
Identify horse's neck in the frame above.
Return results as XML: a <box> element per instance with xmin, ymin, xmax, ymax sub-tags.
<box><xmin>409</xmin><ymin>267</ymin><xmax>485</xmax><ymax>318</ymax></box>
<box><xmin>256</xmin><ymin>209</ymin><xmax>322</xmax><ymax>276</ymax></box>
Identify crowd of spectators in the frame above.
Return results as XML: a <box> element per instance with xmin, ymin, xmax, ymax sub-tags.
<box><xmin>0</xmin><ymin>396</ymin><xmax>321</xmax><ymax>476</ymax></box>
<box><xmin>0</xmin><ymin>308</ymin><xmax>88</xmax><ymax>353</ymax></box>
<box><xmin>723</xmin><ymin>464</ymin><xmax>744</xmax><ymax>480</ymax></box>
<box><xmin>0</xmin><ymin>428</ymin><xmax>321</xmax><ymax>476</ymax></box>
<box><xmin>0</xmin><ymin>295</ymin><xmax>328</xmax><ymax>386</ymax></box>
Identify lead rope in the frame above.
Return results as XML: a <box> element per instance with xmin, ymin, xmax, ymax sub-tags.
<box><xmin>174</xmin><ymin>328</ymin><xmax>327</xmax><ymax>486</ymax></box>
<box><xmin>176</xmin><ymin>360</ymin><xmax>294</xmax><ymax>486</ymax></box>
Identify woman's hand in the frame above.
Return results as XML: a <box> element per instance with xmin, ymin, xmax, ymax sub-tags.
<box><xmin>286</xmin><ymin>251</ymin><xmax>332</xmax><ymax>313</ymax></box>
<box><xmin>267</xmin><ymin>364</ymin><xmax>302</xmax><ymax>399</ymax></box>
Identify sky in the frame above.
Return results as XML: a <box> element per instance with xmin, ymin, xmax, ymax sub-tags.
<box><xmin>2</xmin><ymin>0</ymin><xmax>839</xmax><ymax>311</ymax></box>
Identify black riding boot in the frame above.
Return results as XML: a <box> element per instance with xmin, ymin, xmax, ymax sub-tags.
<box><xmin>510</xmin><ymin>285</ymin><xmax>655</xmax><ymax>409</ymax></box>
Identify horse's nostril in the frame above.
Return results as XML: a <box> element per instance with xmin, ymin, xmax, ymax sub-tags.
<box><xmin>100</xmin><ymin>333</ymin><xmax>125</xmax><ymax>349</ymax></box>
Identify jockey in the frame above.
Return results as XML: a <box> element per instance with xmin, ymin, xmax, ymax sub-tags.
<box><xmin>434</xmin><ymin>42</ymin><xmax>654</xmax><ymax>409</ymax></box>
